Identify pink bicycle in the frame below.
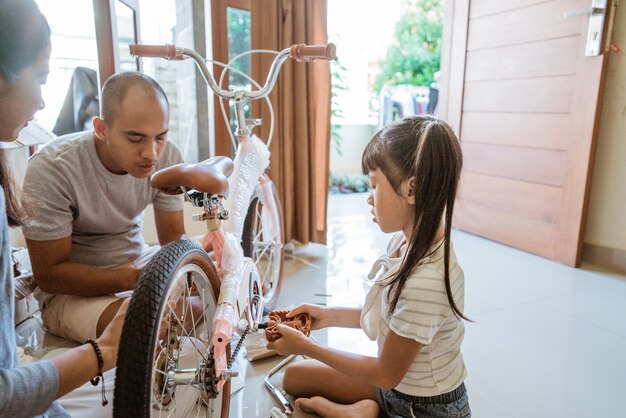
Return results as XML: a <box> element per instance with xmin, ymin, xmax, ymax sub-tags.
<box><xmin>113</xmin><ymin>42</ymin><xmax>336</xmax><ymax>417</ymax></box>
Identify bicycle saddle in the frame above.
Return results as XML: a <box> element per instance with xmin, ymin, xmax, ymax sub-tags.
<box><xmin>150</xmin><ymin>155</ymin><xmax>234</xmax><ymax>197</ymax></box>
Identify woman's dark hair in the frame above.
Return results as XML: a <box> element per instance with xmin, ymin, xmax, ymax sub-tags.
<box><xmin>0</xmin><ymin>0</ymin><xmax>51</xmax><ymax>82</ymax></box>
<box><xmin>362</xmin><ymin>115</ymin><xmax>469</xmax><ymax>321</ymax></box>
<box><xmin>0</xmin><ymin>0</ymin><xmax>50</xmax><ymax>226</ymax></box>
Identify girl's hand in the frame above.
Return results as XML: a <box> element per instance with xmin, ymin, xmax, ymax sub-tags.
<box><xmin>287</xmin><ymin>304</ymin><xmax>332</xmax><ymax>330</ymax></box>
<box><xmin>266</xmin><ymin>324</ymin><xmax>314</xmax><ymax>356</ymax></box>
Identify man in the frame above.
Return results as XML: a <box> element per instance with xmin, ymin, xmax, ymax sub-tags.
<box><xmin>22</xmin><ymin>72</ymin><xmax>188</xmax><ymax>343</ymax></box>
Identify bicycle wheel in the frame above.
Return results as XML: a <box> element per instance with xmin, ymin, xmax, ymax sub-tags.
<box><xmin>241</xmin><ymin>177</ymin><xmax>284</xmax><ymax>310</ymax></box>
<box><xmin>113</xmin><ymin>240</ymin><xmax>230</xmax><ymax>418</ymax></box>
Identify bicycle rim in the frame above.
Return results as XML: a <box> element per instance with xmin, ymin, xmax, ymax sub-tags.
<box><xmin>242</xmin><ymin>180</ymin><xmax>284</xmax><ymax>309</ymax></box>
<box><xmin>114</xmin><ymin>240</ymin><xmax>230</xmax><ymax>418</ymax></box>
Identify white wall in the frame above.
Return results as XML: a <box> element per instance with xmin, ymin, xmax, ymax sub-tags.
<box><xmin>584</xmin><ymin>3</ymin><xmax>626</xmax><ymax>253</ymax></box>
<box><xmin>329</xmin><ymin>124</ymin><xmax>377</xmax><ymax>174</ymax></box>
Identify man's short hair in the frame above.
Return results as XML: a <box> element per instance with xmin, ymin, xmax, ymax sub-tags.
<box><xmin>100</xmin><ymin>72</ymin><xmax>169</xmax><ymax>124</ymax></box>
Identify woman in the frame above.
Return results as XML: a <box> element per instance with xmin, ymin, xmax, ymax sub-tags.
<box><xmin>0</xmin><ymin>0</ymin><xmax>128</xmax><ymax>416</ymax></box>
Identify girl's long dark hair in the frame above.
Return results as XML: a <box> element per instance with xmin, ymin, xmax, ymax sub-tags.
<box><xmin>362</xmin><ymin>115</ymin><xmax>469</xmax><ymax>321</ymax></box>
<box><xmin>0</xmin><ymin>0</ymin><xmax>50</xmax><ymax>226</ymax></box>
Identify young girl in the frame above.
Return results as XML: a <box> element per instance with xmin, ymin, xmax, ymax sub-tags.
<box><xmin>267</xmin><ymin>115</ymin><xmax>471</xmax><ymax>418</ymax></box>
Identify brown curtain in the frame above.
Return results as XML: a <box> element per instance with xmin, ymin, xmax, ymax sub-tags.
<box><xmin>250</xmin><ymin>0</ymin><xmax>331</xmax><ymax>245</ymax></box>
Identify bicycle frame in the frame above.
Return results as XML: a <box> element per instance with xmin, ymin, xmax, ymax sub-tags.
<box><xmin>130</xmin><ymin>42</ymin><xmax>336</xmax><ymax>395</ymax></box>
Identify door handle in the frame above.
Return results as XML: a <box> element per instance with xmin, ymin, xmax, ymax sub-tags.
<box><xmin>564</xmin><ymin>6</ymin><xmax>605</xmax><ymax>18</ymax></box>
<box><xmin>564</xmin><ymin>0</ymin><xmax>609</xmax><ymax>56</ymax></box>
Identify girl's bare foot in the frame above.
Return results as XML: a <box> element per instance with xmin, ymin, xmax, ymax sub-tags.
<box><xmin>295</xmin><ymin>396</ymin><xmax>379</xmax><ymax>418</ymax></box>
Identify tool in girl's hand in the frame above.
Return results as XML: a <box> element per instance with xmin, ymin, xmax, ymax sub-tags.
<box><xmin>264</xmin><ymin>310</ymin><xmax>312</xmax><ymax>342</ymax></box>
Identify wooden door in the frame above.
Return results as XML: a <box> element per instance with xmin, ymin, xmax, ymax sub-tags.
<box><xmin>439</xmin><ymin>0</ymin><xmax>617</xmax><ymax>266</ymax></box>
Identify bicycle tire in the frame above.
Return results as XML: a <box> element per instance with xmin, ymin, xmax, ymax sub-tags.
<box><xmin>113</xmin><ymin>240</ymin><xmax>230</xmax><ymax>418</ymax></box>
<box><xmin>241</xmin><ymin>178</ymin><xmax>284</xmax><ymax>310</ymax></box>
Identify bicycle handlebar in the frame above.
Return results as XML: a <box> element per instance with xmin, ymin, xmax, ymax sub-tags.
<box><xmin>129</xmin><ymin>44</ymin><xmax>183</xmax><ymax>60</ymax></box>
<box><xmin>129</xmin><ymin>43</ymin><xmax>336</xmax><ymax>100</ymax></box>
<box><xmin>290</xmin><ymin>43</ymin><xmax>336</xmax><ymax>61</ymax></box>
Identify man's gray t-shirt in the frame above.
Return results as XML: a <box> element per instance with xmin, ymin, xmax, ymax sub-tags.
<box><xmin>22</xmin><ymin>129</ymin><xmax>184</xmax><ymax>275</ymax></box>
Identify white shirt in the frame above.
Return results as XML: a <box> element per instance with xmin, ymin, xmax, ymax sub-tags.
<box><xmin>361</xmin><ymin>232</ymin><xmax>467</xmax><ymax>397</ymax></box>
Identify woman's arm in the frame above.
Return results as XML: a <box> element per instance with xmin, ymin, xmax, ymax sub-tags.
<box><xmin>53</xmin><ymin>298</ymin><xmax>128</xmax><ymax>397</ymax></box>
<box><xmin>0</xmin><ymin>361</ymin><xmax>63</xmax><ymax>418</ymax></box>
<box><xmin>0</xmin><ymin>300</ymin><xmax>128</xmax><ymax>417</ymax></box>
<box><xmin>268</xmin><ymin>324</ymin><xmax>422</xmax><ymax>388</ymax></box>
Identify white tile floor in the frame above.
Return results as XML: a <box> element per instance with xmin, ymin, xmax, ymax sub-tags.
<box><xmin>235</xmin><ymin>192</ymin><xmax>626</xmax><ymax>418</ymax></box>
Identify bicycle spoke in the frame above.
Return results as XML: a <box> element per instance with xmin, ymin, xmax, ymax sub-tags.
<box><xmin>254</xmin><ymin>224</ymin><xmax>263</xmax><ymax>243</ymax></box>
<box><xmin>185</xmin><ymin>281</ymin><xmax>198</xmax><ymax>342</ymax></box>
<box><xmin>254</xmin><ymin>208</ymin><xmax>264</xmax><ymax>241</ymax></box>
<box><xmin>260</xmin><ymin>261</ymin><xmax>272</xmax><ymax>288</ymax></box>
<box><xmin>159</xmin><ymin>369</ymin><xmax>169</xmax><ymax>417</ymax></box>
<box><xmin>201</xmin><ymin>292</ymin><xmax>211</xmax><ymax>342</ymax></box>
<box><xmin>169</xmin><ymin>311</ymin><xmax>208</xmax><ymax>362</ymax></box>
<box><xmin>254</xmin><ymin>240</ymin><xmax>273</xmax><ymax>264</ymax></box>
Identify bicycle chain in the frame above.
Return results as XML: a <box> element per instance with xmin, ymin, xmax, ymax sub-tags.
<box><xmin>227</xmin><ymin>324</ymin><xmax>251</xmax><ymax>369</ymax></box>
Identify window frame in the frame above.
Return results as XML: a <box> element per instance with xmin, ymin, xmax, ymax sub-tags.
<box><xmin>211</xmin><ymin>0</ymin><xmax>251</xmax><ymax>157</ymax></box>
<box><xmin>93</xmin><ymin>0</ymin><xmax>142</xmax><ymax>87</ymax></box>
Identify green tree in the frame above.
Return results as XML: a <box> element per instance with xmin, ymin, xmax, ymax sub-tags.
<box><xmin>330</xmin><ymin>59</ymin><xmax>348</xmax><ymax>155</ymax></box>
<box><xmin>373</xmin><ymin>0</ymin><xmax>443</xmax><ymax>93</ymax></box>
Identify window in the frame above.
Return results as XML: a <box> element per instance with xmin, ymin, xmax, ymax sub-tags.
<box><xmin>34</xmin><ymin>0</ymin><xmax>99</xmax><ymax>132</ymax></box>
<box><xmin>226</xmin><ymin>7</ymin><xmax>252</xmax><ymax>124</ymax></box>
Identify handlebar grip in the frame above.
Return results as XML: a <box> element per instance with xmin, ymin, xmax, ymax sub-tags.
<box><xmin>289</xmin><ymin>43</ymin><xmax>337</xmax><ymax>61</ymax></box>
<box><xmin>129</xmin><ymin>44</ymin><xmax>182</xmax><ymax>60</ymax></box>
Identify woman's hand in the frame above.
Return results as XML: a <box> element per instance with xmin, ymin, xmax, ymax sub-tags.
<box><xmin>266</xmin><ymin>324</ymin><xmax>315</xmax><ymax>356</ymax></box>
<box><xmin>96</xmin><ymin>298</ymin><xmax>130</xmax><ymax>371</ymax></box>
<box><xmin>287</xmin><ymin>304</ymin><xmax>333</xmax><ymax>330</ymax></box>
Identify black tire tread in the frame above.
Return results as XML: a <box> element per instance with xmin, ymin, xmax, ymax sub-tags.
<box><xmin>113</xmin><ymin>240</ymin><xmax>223</xmax><ymax>417</ymax></box>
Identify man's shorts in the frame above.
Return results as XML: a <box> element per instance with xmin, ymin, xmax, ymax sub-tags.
<box><xmin>38</xmin><ymin>246</ymin><xmax>161</xmax><ymax>343</ymax></box>
<box><xmin>41</xmin><ymin>293</ymin><xmax>128</xmax><ymax>343</ymax></box>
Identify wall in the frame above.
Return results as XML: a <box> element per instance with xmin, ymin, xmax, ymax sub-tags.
<box><xmin>583</xmin><ymin>2</ymin><xmax>626</xmax><ymax>272</ymax></box>
<box><xmin>329</xmin><ymin>124</ymin><xmax>377</xmax><ymax>174</ymax></box>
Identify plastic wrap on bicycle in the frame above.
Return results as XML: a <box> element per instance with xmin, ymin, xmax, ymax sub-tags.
<box><xmin>215</xmin><ymin>134</ymin><xmax>270</xmax><ymax>325</ymax></box>
<box><xmin>217</xmin><ymin>233</ymin><xmax>243</xmax><ymax>308</ymax></box>
<box><xmin>223</xmin><ymin>134</ymin><xmax>270</xmax><ymax>237</ymax></box>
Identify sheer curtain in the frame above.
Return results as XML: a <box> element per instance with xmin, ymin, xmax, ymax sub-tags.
<box><xmin>250</xmin><ymin>0</ymin><xmax>331</xmax><ymax>244</ymax></box>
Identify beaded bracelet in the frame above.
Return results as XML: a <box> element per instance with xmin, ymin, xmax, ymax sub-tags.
<box><xmin>85</xmin><ymin>339</ymin><xmax>108</xmax><ymax>407</ymax></box>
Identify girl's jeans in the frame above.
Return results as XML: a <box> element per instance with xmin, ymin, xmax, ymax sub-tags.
<box><xmin>377</xmin><ymin>382</ymin><xmax>471</xmax><ymax>418</ymax></box>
